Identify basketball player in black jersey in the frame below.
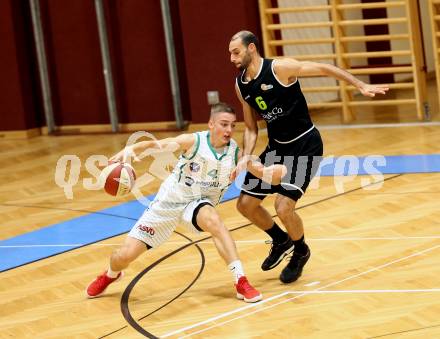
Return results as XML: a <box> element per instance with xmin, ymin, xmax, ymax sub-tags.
<box><xmin>229</xmin><ymin>30</ymin><xmax>389</xmax><ymax>283</ymax></box>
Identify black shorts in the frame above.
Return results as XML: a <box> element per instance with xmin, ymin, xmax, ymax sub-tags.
<box><xmin>241</xmin><ymin>128</ymin><xmax>323</xmax><ymax>201</ymax></box>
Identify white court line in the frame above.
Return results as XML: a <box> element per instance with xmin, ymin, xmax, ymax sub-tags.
<box><xmin>285</xmin><ymin>289</ymin><xmax>440</xmax><ymax>295</ymax></box>
<box><xmin>161</xmin><ymin>292</ymin><xmax>291</xmax><ymax>338</ymax></box>
<box><xmin>3</xmin><ymin>236</ymin><xmax>440</xmax><ymax>248</ymax></box>
<box><xmin>161</xmin><ymin>244</ymin><xmax>440</xmax><ymax>338</ymax></box>
<box><xmin>308</xmin><ymin>236</ymin><xmax>440</xmax><ymax>241</ymax></box>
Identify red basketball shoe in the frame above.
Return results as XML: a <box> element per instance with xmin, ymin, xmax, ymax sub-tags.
<box><xmin>86</xmin><ymin>271</ymin><xmax>124</xmax><ymax>298</ymax></box>
<box><xmin>235</xmin><ymin>276</ymin><xmax>262</xmax><ymax>303</ymax></box>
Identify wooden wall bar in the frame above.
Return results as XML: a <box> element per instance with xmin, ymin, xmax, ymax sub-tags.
<box><xmin>259</xmin><ymin>0</ymin><xmax>429</xmax><ymax>122</ymax></box>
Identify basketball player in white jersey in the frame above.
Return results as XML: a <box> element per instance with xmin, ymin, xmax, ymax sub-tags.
<box><xmin>86</xmin><ymin>102</ymin><xmax>286</xmax><ymax>303</ymax></box>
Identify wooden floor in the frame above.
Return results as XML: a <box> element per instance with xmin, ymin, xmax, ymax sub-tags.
<box><xmin>1</xmin><ymin>93</ymin><xmax>440</xmax><ymax>337</ymax></box>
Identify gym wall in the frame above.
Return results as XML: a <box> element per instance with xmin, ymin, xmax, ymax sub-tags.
<box><xmin>0</xmin><ymin>0</ymin><xmax>260</xmax><ymax>134</ymax></box>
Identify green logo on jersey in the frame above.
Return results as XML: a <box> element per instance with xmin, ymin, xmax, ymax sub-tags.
<box><xmin>255</xmin><ymin>96</ymin><xmax>267</xmax><ymax>110</ymax></box>
<box><xmin>207</xmin><ymin>169</ymin><xmax>218</xmax><ymax>179</ymax></box>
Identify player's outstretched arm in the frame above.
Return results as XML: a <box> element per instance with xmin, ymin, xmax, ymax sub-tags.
<box><xmin>110</xmin><ymin>134</ymin><xmax>195</xmax><ymax>163</ymax></box>
<box><xmin>274</xmin><ymin>58</ymin><xmax>390</xmax><ymax>97</ymax></box>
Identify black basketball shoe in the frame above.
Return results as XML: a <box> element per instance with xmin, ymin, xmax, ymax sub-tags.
<box><xmin>261</xmin><ymin>238</ymin><xmax>295</xmax><ymax>271</ymax></box>
<box><xmin>279</xmin><ymin>247</ymin><xmax>311</xmax><ymax>283</ymax></box>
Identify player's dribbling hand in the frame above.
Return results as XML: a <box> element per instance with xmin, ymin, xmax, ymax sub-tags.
<box><xmin>109</xmin><ymin>145</ymin><xmax>140</xmax><ymax>164</ymax></box>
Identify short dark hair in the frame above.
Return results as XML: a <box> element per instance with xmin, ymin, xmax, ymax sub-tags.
<box><xmin>231</xmin><ymin>30</ymin><xmax>260</xmax><ymax>53</ymax></box>
<box><xmin>210</xmin><ymin>102</ymin><xmax>235</xmax><ymax>116</ymax></box>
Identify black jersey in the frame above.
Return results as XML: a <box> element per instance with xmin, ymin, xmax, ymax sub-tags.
<box><xmin>236</xmin><ymin>58</ymin><xmax>314</xmax><ymax>143</ymax></box>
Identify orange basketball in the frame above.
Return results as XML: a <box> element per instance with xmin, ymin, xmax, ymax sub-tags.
<box><xmin>100</xmin><ymin>162</ymin><xmax>136</xmax><ymax>196</ymax></box>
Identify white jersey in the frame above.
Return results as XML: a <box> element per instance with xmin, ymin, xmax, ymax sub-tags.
<box><xmin>160</xmin><ymin>130</ymin><xmax>239</xmax><ymax>205</ymax></box>
<box><xmin>129</xmin><ymin>131</ymin><xmax>240</xmax><ymax>248</ymax></box>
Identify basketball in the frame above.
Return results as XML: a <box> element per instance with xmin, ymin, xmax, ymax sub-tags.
<box><xmin>100</xmin><ymin>162</ymin><xmax>136</xmax><ymax>196</ymax></box>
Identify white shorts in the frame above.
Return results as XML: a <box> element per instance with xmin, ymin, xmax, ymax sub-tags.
<box><xmin>128</xmin><ymin>198</ymin><xmax>213</xmax><ymax>248</ymax></box>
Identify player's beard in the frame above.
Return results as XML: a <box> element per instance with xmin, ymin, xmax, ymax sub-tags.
<box><xmin>238</xmin><ymin>50</ymin><xmax>252</xmax><ymax>71</ymax></box>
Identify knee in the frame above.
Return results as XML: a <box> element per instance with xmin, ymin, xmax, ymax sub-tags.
<box><xmin>204</xmin><ymin>213</ymin><xmax>224</xmax><ymax>236</ymax></box>
<box><xmin>237</xmin><ymin>197</ymin><xmax>254</xmax><ymax>217</ymax></box>
<box><xmin>275</xmin><ymin>200</ymin><xmax>295</xmax><ymax>221</ymax></box>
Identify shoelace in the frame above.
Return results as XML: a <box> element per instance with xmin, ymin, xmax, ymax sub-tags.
<box><xmin>239</xmin><ymin>278</ymin><xmax>254</xmax><ymax>292</ymax></box>
<box><xmin>285</xmin><ymin>250</ymin><xmax>308</xmax><ymax>267</ymax></box>
<box><xmin>95</xmin><ymin>274</ymin><xmax>109</xmax><ymax>285</ymax></box>
<box><xmin>264</xmin><ymin>240</ymin><xmax>280</xmax><ymax>255</ymax></box>
<box><xmin>95</xmin><ymin>273</ymin><xmax>116</xmax><ymax>286</ymax></box>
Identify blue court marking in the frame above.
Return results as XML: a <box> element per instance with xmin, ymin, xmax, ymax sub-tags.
<box><xmin>0</xmin><ymin>199</ymin><xmax>152</xmax><ymax>272</ymax></box>
<box><xmin>318</xmin><ymin>154</ymin><xmax>440</xmax><ymax>176</ymax></box>
<box><xmin>1</xmin><ymin>154</ymin><xmax>439</xmax><ymax>272</ymax></box>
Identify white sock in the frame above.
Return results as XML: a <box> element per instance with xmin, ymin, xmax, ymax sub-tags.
<box><xmin>228</xmin><ymin>260</ymin><xmax>245</xmax><ymax>283</ymax></box>
<box><xmin>106</xmin><ymin>266</ymin><xmax>120</xmax><ymax>278</ymax></box>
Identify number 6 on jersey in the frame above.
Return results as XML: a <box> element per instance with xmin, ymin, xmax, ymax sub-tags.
<box><xmin>255</xmin><ymin>96</ymin><xmax>267</xmax><ymax>110</ymax></box>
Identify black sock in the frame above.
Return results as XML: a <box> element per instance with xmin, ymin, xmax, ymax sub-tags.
<box><xmin>265</xmin><ymin>222</ymin><xmax>288</xmax><ymax>243</ymax></box>
<box><xmin>293</xmin><ymin>235</ymin><xmax>308</xmax><ymax>255</ymax></box>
